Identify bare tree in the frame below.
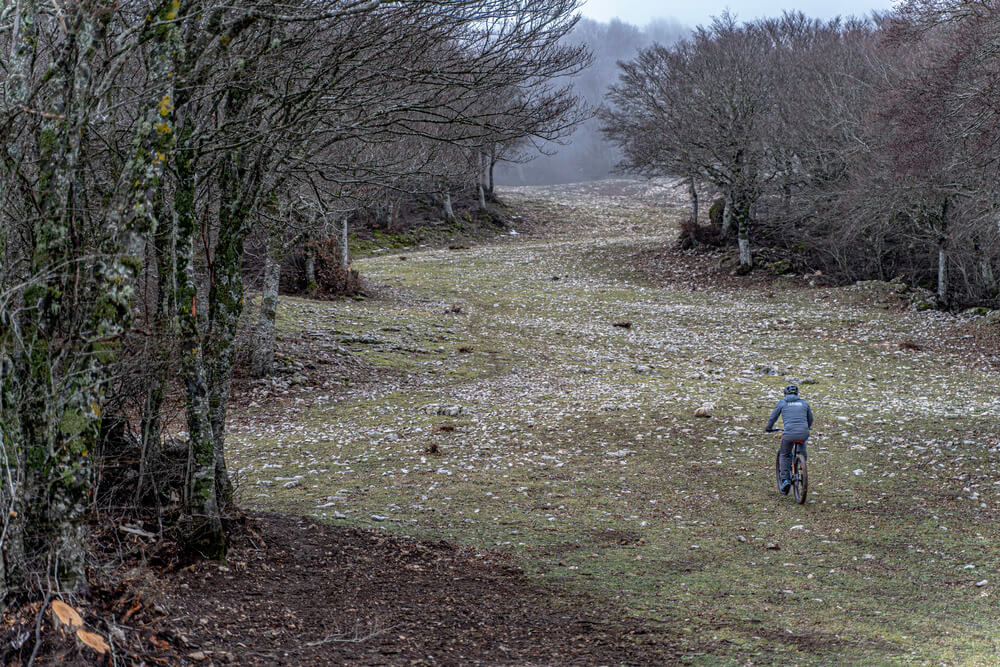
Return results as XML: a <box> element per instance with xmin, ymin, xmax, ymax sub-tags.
<box><xmin>602</xmin><ymin>13</ymin><xmax>776</xmax><ymax>271</ymax></box>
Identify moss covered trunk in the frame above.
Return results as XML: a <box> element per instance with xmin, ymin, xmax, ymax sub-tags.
<box><xmin>174</xmin><ymin>127</ymin><xmax>225</xmax><ymax>556</ymax></box>
<box><xmin>138</xmin><ymin>211</ymin><xmax>176</xmax><ymax>501</ymax></box>
<box><xmin>733</xmin><ymin>192</ymin><xmax>754</xmax><ymax>273</ymax></box>
<box><xmin>207</xmin><ymin>201</ymin><xmax>243</xmax><ymax>510</ymax></box>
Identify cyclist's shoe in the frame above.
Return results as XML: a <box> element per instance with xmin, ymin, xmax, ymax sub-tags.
<box><xmin>779</xmin><ymin>479</ymin><xmax>791</xmax><ymax>495</ymax></box>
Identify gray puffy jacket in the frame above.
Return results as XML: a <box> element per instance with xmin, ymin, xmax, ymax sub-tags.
<box><xmin>765</xmin><ymin>393</ymin><xmax>813</xmax><ymax>436</ymax></box>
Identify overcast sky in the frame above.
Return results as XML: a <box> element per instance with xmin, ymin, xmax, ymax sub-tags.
<box><xmin>579</xmin><ymin>0</ymin><xmax>900</xmax><ymax>29</ymax></box>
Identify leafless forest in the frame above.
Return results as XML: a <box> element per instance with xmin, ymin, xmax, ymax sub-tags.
<box><xmin>0</xmin><ymin>0</ymin><xmax>587</xmax><ymax>636</ymax></box>
<box><xmin>496</xmin><ymin>16</ymin><xmax>687</xmax><ymax>184</ymax></box>
<box><xmin>1</xmin><ymin>0</ymin><xmax>999</xmax><ymax>662</ymax></box>
<box><xmin>602</xmin><ymin>3</ymin><xmax>1000</xmax><ymax>303</ymax></box>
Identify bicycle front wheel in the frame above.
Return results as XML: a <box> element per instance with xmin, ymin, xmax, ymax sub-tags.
<box><xmin>792</xmin><ymin>453</ymin><xmax>808</xmax><ymax>504</ymax></box>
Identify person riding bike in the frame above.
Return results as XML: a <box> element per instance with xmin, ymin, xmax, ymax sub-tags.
<box><xmin>764</xmin><ymin>385</ymin><xmax>813</xmax><ymax>495</ymax></box>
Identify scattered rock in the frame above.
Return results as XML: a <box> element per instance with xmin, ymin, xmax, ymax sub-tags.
<box><xmin>633</xmin><ymin>364</ymin><xmax>655</xmax><ymax>374</ymax></box>
<box><xmin>606</xmin><ymin>449</ymin><xmax>634</xmax><ymax>458</ymax></box>
<box><xmin>907</xmin><ymin>287</ymin><xmax>938</xmax><ymax>311</ymax></box>
<box><xmin>422</xmin><ymin>404</ymin><xmax>466</xmax><ymax>416</ymax></box>
<box><xmin>854</xmin><ymin>278</ymin><xmax>909</xmax><ymax>295</ymax></box>
<box><xmin>694</xmin><ymin>405</ymin><xmax>713</xmax><ymax>418</ymax></box>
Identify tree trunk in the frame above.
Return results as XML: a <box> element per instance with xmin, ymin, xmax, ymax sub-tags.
<box><xmin>206</xmin><ymin>162</ymin><xmax>246</xmax><ymax>511</ymax></box>
<box><xmin>443</xmin><ymin>192</ymin><xmax>456</xmax><ymax>222</ymax></box>
<box><xmin>688</xmin><ymin>176</ymin><xmax>698</xmax><ymax>223</ymax></box>
<box><xmin>12</xmin><ymin>3</ymin><xmax>107</xmax><ymax>595</ymax></box>
<box><xmin>488</xmin><ymin>156</ymin><xmax>497</xmax><ymax>198</ymax></box>
<box><xmin>721</xmin><ymin>192</ymin><xmax>733</xmax><ymax>238</ymax></box>
<box><xmin>175</xmin><ymin>131</ymin><xmax>226</xmax><ymax>558</ymax></box>
<box><xmin>980</xmin><ymin>258</ymin><xmax>995</xmax><ymax>294</ymax></box>
<box><xmin>937</xmin><ymin>244</ymin><xmax>948</xmax><ymax>307</ymax></box>
<box><xmin>735</xmin><ymin>195</ymin><xmax>753</xmax><ymax>273</ymax></box>
<box><xmin>936</xmin><ymin>199</ymin><xmax>949</xmax><ymax>308</ymax></box>
<box><xmin>251</xmin><ymin>244</ymin><xmax>282</xmax><ymax>378</ymax></box>
<box><xmin>0</xmin><ymin>352</ymin><xmax>24</xmax><ymax>606</ymax></box>
<box><xmin>138</xmin><ymin>206</ymin><xmax>175</xmax><ymax>501</ymax></box>
<box><xmin>304</xmin><ymin>243</ymin><xmax>317</xmax><ymax>292</ymax></box>
<box><xmin>341</xmin><ymin>219</ymin><xmax>350</xmax><ymax>271</ymax></box>
<box><xmin>738</xmin><ymin>234</ymin><xmax>753</xmax><ymax>271</ymax></box>
<box><xmin>1</xmin><ymin>0</ymin><xmax>36</xmax><ymax>603</ymax></box>
<box><xmin>478</xmin><ymin>153</ymin><xmax>489</xmax><ymax>211</ymax></box>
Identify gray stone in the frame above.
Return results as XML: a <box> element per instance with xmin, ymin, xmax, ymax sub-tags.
<box><xmin>606</xmin><ymin>449</ymin><xmax>634</xmax><ymax>458</ymax></box>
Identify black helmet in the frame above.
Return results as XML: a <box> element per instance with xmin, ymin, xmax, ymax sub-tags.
<box><xmin>784</xmin><ymin>385</ymin><xmax>799</xmax><ymax>395</ymax></box>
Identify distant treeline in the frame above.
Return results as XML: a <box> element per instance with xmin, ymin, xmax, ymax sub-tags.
<box><xmin>602</xmin><ymin>3</ymin><xmax>1000</xmax><ymax>308</ymax></box>
<box><xmin>497</xmin><ymin>17</ymin><xmax>688</xmax><ymax>185</ymax></box>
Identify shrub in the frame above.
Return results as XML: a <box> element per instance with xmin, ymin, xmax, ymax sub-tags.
<box><xmin>281</xmin><ymin>239</ymin><xmax>363</xmax><ymax>298</ymax></box>
<box><xmin>675</xmin><ymin>217</ymin><xmax>724</xmax><ymax>250</ymax></box>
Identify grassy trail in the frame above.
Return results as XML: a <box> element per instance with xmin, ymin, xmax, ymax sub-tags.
<box><xmin>230</xmin><ymin>181</ymin><xmax>1000</xmax><ymax>665</ymax></box>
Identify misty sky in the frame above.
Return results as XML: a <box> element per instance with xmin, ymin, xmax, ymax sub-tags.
<box><xmin>580</xmin><ymin>0</ymin><xmax>900</xmax><ymax>28</ymax></box>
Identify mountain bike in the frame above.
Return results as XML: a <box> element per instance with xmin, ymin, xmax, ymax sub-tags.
<box><xmin>772</xmin><ymin>429</ymin><xmax>808</xmax><ymax>504</ymax></box>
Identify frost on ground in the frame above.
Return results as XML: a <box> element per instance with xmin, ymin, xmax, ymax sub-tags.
<box><xmin>225</xmin><ymin>179</ymin><xmax>1000</xmax><ymax>664</ymax></box>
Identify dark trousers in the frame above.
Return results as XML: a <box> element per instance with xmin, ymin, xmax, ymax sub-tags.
<box><xmin>779</xmin><ymin>433</ymin><xmax>808</xmax><ymax>482</ymax></box>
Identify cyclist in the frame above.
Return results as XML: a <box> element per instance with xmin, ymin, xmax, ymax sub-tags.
<box><xmin>764</xmin><ymin>385</ymin><xmax>813</xmax><ymax>495</ymax></box>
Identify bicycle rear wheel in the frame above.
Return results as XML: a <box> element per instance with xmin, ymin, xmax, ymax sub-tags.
<box><xmin>792</xmin><ymin>453</ymin><xmax>808</xmax><ymax>504</ymax></box>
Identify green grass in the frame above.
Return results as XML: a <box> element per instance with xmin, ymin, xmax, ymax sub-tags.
<box><xmin>229</xmin><ymin>189</ymin><xmax>1000</xmax><ymax>665</ymax></box>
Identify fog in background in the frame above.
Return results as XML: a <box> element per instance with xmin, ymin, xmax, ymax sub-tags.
<box><xmin>496</xmin><ymin>17</ymin><xmax>688</xmax><ymax>186</ymax></box>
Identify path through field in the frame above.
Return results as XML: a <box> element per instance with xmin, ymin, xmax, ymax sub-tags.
<box><xmin>228</xmin><ymin>180</ymin><xmax>1000</xmax><ymax>664</ymax></box>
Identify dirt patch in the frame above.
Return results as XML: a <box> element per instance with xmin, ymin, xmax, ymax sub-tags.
<box><xmin>3</xmin><ymin>514</ymin><xmax>676</xmax><ymax>665</ymax></box>
<box><xmin>152</xmin><ymin>513</ymin><xmax>672</xmax><ymax>665</ymax></box>
<box><xmin>630</xmin><ymin>243</ymin><xmax>808</xmax><ymax>293</ymax></box>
